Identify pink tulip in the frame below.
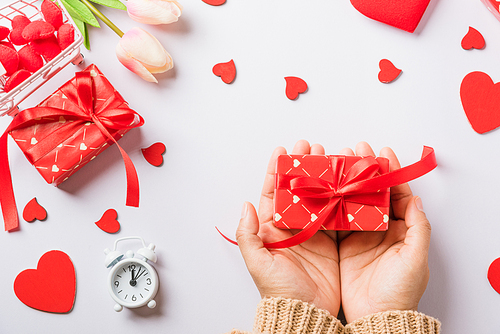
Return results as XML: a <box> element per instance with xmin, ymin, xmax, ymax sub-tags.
<box><xmin>116</xmin><ymin>27</ymin><xmax>174</xmax><ymax>83</ymax></box>
<box><xmin>126</xmin><ymin>0</ymin><xmax>182</xmax><ymax>25</ymax></box>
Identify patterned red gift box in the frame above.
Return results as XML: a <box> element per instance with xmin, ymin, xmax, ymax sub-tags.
<box><xmin>274</xmin><ymin>154</ymin><xmax>391</xmax><ymax>231</ymax></box>
<box><xmin>9</xmin><ymin>65</ymin><xmax>138</xmax><ymax>185</ymax></box>
<box><xmin>0</xmin><ymin>64</ymin><xmax>143</xmax><ymax>231</ymax></box>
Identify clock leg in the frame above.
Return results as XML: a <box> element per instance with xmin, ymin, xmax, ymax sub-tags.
<box><xmin>147</xmin><ymin>300</ymin><xmax>156</xmax><ymax>309</ymax></box>
<box><xmin>114</xmin><ymin>304</ymin><xmax>123</xmax><ymax>312</ymax></box>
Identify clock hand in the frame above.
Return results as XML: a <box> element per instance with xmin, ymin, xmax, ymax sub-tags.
<box><xmin>135</xmin><ymin>268</ymin><xmax>145</xmax><ymax>280</ymax></box>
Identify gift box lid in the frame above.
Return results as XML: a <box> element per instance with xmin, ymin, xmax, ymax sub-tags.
<box><xmin>0</xmin><ymin>0</ymin><xmax>83</xmax><ymax>117</ymax></box>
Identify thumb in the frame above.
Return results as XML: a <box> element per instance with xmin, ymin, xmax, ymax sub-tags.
<box><xmin>235</xmin><ymin>202</ymin><xmax>268</xmax><ymax>261</ymax></box>
<box><xmin>402</xmin><ymin>196</ymin><xmax>432</xmax><ymax>259</ymax></box>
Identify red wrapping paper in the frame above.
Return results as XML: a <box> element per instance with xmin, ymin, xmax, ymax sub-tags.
<box><xmin>274</xmin><ymin>154</ymin><xmax>391</xmax><ymax>231</ymax></box>
<box><xmin>10</xmin><ymin>65</ymin><xmax>133</xmax><ymax>185</ymax></box>
<box><xmin>0</xmin><ymin>64</ymin><xmax>144</xmax><ymax>231</ymax></box>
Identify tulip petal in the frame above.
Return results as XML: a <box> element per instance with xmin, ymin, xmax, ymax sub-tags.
<box><xmin>143</xmin><ymin>49</ymin><xmax>174</xmax><ymax>73</ymax></box>
<box><xmin>116</xmin><ymin>42</ymin><xmax>158</xmax><ymax>83</ymax></box>
<box><xmin>127</xmin><ymin>0</ymin><xmax>181</xmax><ymax>25</ymax></box>
<box><xmin>120</xmin><ymin>27</ymin><xmax>168</xmax><ymax>68</ymax></box>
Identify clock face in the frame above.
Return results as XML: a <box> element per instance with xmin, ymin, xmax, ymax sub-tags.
<box><xmin>110</xmin><ymin>260</ymin><xmax>158</xmax><ymax>308</ymax></box>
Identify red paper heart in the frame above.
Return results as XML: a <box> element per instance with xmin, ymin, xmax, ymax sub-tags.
<box><xmin>212</xmin><ymin>59</ymin><xmax>236</xmax><ymax>84</ymax></box>
<box><xmin>461</xmin><ymin>27</ymin><xmax>485</xmax><ymax>50</ymax></box>
<box><xmin>285</xmin><ymin>76</ymin><xmax>308</xmax><ymax>100</ymax></box>
<box><xmin>95</xmin><ymin>209</ymin><xmax>120</xmax><ymax>234</ymax></box>
<box><xmin>202</xmin><ymin>0</ymin><xmax>226</xmax><ymax>5</ymax></box>
<box><xmin>350</xmin><ymin>0</ymin><xmax>431</xmax><ymax>33</ymax></box>
<box><xmin>378</xmin><ymin>59</ymin><xmax>402</xmax><ymax>83</ymax></box>
<box><xmin>142</xmin><ymin>142</ymin><xmax>166</xmax><ymax>167</ymax></box>
<box><xmin>14</xmin><ymin>250</ymin><xmax>76</xmax><ymax>313</ymax></box>
<box><xmin>23</xmin><ymin>197</ymin><xmax>47</xmax><ymax>222</ymax></box>
<box><xmin>460</xmin><ymin>71</ymin><xmax>500</xmax><ymax>134</ymax></box>
<box><xmin>488</xmin><ymin>257</ymin><xmax>500</xmax><ymax>294</ymax></box>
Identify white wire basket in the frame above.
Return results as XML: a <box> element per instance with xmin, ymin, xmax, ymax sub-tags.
<box><xmin>0</xmin><ymin>0</ymin><xmax>83</xmax><ymax>117</ymax></box>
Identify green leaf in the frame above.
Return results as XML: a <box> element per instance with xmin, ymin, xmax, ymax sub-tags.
<box><xmin>73</xmin><ymin>17</ymin><xmax>90</xmax><ymax>50</ymax></box>
<box><xmin>88</xmin><ymin>0</ymin><xmax>126</xmax><ymax>10</ymax></box>
<box><xmin>61</xmin><ymin>0</ymin><xmax>100</xmax><ymax>28</ymax></box>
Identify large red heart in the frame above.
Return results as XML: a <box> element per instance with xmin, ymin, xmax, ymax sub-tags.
<box><xmin>202</xmin><ymin>0</ymin><xmax>226</xmax><ymax>5</ymax></box>
<box><xmin>212</xmin><ymin>59</ymin><xmax>236</xmax><ymax>84</ymax></box>
<box><xmin>23</xmin><ymin>197</ymin><xmax>47</xmax><ymax>222</ymax></box>
<box><xmin>350</xmin><ymin>0</ymin><xmax>431</xmax><ymax>33</ymax></box>
<box><xmin>460</xmin><ymin>71</ymin><xmax>500</xmax><ymax>134</ymax></box>
<box><xmin>285</xmin><ymin>76</ymin><xmax>308</xmax><ymax>100</ymax></box>
<box><xmin>378</xmin><ymin>59</ymin><xmax>402</xmax><ymax>83</ymax></box>
<box><xmin>461</xmin><ymin>27</ymin><xmax>485</xmax><ymax>50</ymax></box>
<box><xmin>95</xmin><ymin>209</ymin><xmax>120</xmax><ymax>234</ymax></box>
<box><xmin>14</xmin><ymin>250</ymin><xmax>76</xmax><ymax>313</ymax></box>
<box><xmin>142</xmin><ymin>142</ymin><xmax>166</xmax><ymax>167</ymax></box>
<box><xmin>488</xmin><ymin>257</ymin><xmax>500</xmax><ymax>294</ymax></box>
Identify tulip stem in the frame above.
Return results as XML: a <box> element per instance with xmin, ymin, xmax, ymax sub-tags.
<box><xmin>79</xmin><ymin>0</ymin><xmax>124</xmax><ymax>37</ymax></box>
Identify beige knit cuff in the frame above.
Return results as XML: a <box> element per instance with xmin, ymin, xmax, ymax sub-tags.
<box><xmin>345</xmin><ymin>310</ymin><xmax>441</xmax><ymax>334</ymax></box>
<box><xmin>253</xmin><ymin>297</ymin><xmax>344</xmax><ymax>334</ymax></box>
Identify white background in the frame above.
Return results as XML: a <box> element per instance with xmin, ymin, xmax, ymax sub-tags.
<box><xmin>1</xmin><ymin>0</ymin><xmax>500</xmax><ymax>332</ymax></box>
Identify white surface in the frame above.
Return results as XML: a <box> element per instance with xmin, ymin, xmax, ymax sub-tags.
<box><xmin>1</xmin><ymin>0</ymin><xmax>500</xmax><ymax>332</ymax></box>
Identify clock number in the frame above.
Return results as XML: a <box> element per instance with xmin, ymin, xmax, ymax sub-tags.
<box><xmin>132</xmin><ymin>295</ymin><xmax>137</xmax><ymax>301</ymax></box>
<box><xmin>114</xmin><ymin>281</ymin><xmax>119</xmax><ymax>288</ymax></box>
<box><xmin>146</xmin><ymin>278</ymin><xmax>151</xmax><ymax>285</ymax></box>
<box><xmin>128</xmin><ymin>264</ymin><xmax>136</xmax><ymax>272</ymax></box>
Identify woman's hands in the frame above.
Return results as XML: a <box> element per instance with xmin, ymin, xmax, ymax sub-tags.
<box><xmin>236</xmin><ymin>140</ymin><xmax>341</xmax><ymax>316</ymax></box>
<box><xmin>235</xmin><ymin>140</ymin><xmax>432</xmax><ymax>322</ymax></box>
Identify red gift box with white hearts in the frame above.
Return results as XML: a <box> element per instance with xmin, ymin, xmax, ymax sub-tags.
<box><xmin>273</xmin><ymin>154</ymin><xmax>391</xmax><ymax>231</ymax></box>
<box><xmin>0</xmin><ymin>64</ymin><xmax>143</xmax><ymax>231</ymax></box>
<box><xmin>9</xmin><ymin>64</ymin><xmax>140</xmax><ymax>185</ymax></box>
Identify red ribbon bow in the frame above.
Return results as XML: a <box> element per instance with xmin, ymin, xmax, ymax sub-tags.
<box><xmin>218</xmin><ymin>146</ymin><xmax>437</xmax><ymax>249</ymax></box>
<box><xmin>0</xmin><ymin>70</ymin><xmax>144</xmax><ymax>231</ymax></box>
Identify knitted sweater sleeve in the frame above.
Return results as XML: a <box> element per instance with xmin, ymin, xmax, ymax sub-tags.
<box><xmin>225</xmin><ymin>297</ymin><xmax>441</xmax><ymax>334</ymax></box>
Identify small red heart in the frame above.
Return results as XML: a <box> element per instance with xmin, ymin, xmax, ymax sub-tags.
<box><xmin>461</xmin><ymin>27</ymin><xmax>485</xmax><ymax>50</ymax></box>
<box><xmin>378</xmin><ymin>59</ymin><xmax>402</xmax><ymax>83</ymax></box>
<box><xmin>202</xmin><ymin>0</ymin><xmax>226</xmax><ymax>5</ymax></box>
<box><xmin>14</xmin><ymin>250</ymin><xmax>76</xmax><ymax>313</ymax></box>
<box><xmin>95</xmin><ymin>209</ymin><xmax>120</xmax><ymax>234</ymax></box>
<box><xmin>488</xmin><ymin>257</ymin><xmax>500</xmax><ymax>294</ymax></box>
<box><xmin>212</xmin><ymin>59</ymin><xmax>236</xmax><ymax>84</ymax></box>
<box><xmin>285</xmin><ymin>76</ymin><xmax>308</xmax><ymax>100</ymax></box>
<box><xmin>142</xmin><ymin>142</ymin><xmax>166</xmax><ymax>167</ymax></box>
<box><xmin>460</xmin><ymin>71</ymin><xmax>500</xmax><ymax>134</ymax></box>
<box><xmin>350</xmin><ymin>0</ymin><xmax>431</xmax><ymax>33</ymax></box>
<box><xmin>23</xmin><ymin>197</ymin><xmax>47</xmax><ymax>222</ymax></box>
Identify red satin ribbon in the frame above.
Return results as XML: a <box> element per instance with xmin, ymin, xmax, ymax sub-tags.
<box><xmin>218</xmin><ymin>146</ymin><xmax>437</xmax><ymax>249</ymax></box>
<box><xmin>0</xmin><ymin>71</ymin><xmax>144</xmax><ymax>231</ymax></box>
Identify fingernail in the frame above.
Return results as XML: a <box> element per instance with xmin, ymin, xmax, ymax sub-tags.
<box><xmin>241</xmin><ymin>202</ymin><xmax>248</xmax><ymax>218</ymax></box>
<box><xmin>415</xmin><ymin>196</ymin><xmax>424</xmax><ymax>212</ymax></box>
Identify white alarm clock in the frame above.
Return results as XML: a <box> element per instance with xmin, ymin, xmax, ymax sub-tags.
<box><xmin>104</xmin><ymin>236</ymin><xmax>159</xmax><ymax>312</ymax></box>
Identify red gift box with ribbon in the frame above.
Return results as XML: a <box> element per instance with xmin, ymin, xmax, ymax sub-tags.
<box><xmin>274</xmin><ymin>154</ymin><xmax>391</xmax><ymax>231</ymax></box>
<box><xmin>261</xmin><ymin>147</ymin><xmax>436</xmax><ymax>248</ymax></box>
<box><xmin>0</xmin><ymin>64</ymin><xmax>144</xmax><ymax>231</ymax></box>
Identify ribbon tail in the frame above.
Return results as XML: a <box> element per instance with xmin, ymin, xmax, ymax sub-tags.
<box><xmin>341</xmin><ymin>146</ymin><xmax>437</xmax><ymax>194</ymax></box>
<box><xmin>0</xmin><ymin>132</ymin><xmax>19</xmax><ymax>231</ymax></box>
<box><xmin>335</xmin><ymin>199</ymin><xmax>349</xmax><ymax>230</ymax></box>
<box><xmin>93</xmin><ymin>120</ymin><xmax>139</xmax><ymax>208</ymax></box>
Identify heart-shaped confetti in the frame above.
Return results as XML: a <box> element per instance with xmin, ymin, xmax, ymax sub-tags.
<box><xmin>285</xmin><ymin>76</ymin><xmax>308</xmax><ymax>100</ymax></box>
<box><xmin>212</xmin><ymin>59</ymin><xmax>236</xmax><ymax>84</ymax></box>
<box><xmin>142</xmin><ymin>142</ymin><xmax>166</xmax><ymax>167</ymax></box>
<box><xmin>378</xmin><ymin>59</ymin><xmax>402</xmax><ymax>83</ymax></box>
<box><xmin>488</xmin><ymin>257</ymin><xmax>500</xmax><ymax>294</ymax></box>
<box><xmin>23</xmin><ymin>197</ymin><xmax>47</xmax><ymax>222</ymax></box>
<box><xmin>350</xmin><ymin>0</ymin><xmax>431</xmax><ymax>33</ymax></box>
<box><xmin>461</xmin><ymin>27</ymin><xmax>485</xmax><ymax>50</ymax></box>
<box><xmin>14</xmin><ymin>250</ymin><xmax>76</xmax><ymax>313</ymax></box>
<box><xmin>95</xmin><ymin>209</ymin><xmax>120</xmax><ymax>234</ymax></box>
<box><xmin>202</xmin><ymin>0</ymin><xmax>226</xmax><ymax>5</ymax></box>
<box><xmin>460</xmin><ymin>71</ymin><xmax>500</xmax><ymax>134</ymax></box>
